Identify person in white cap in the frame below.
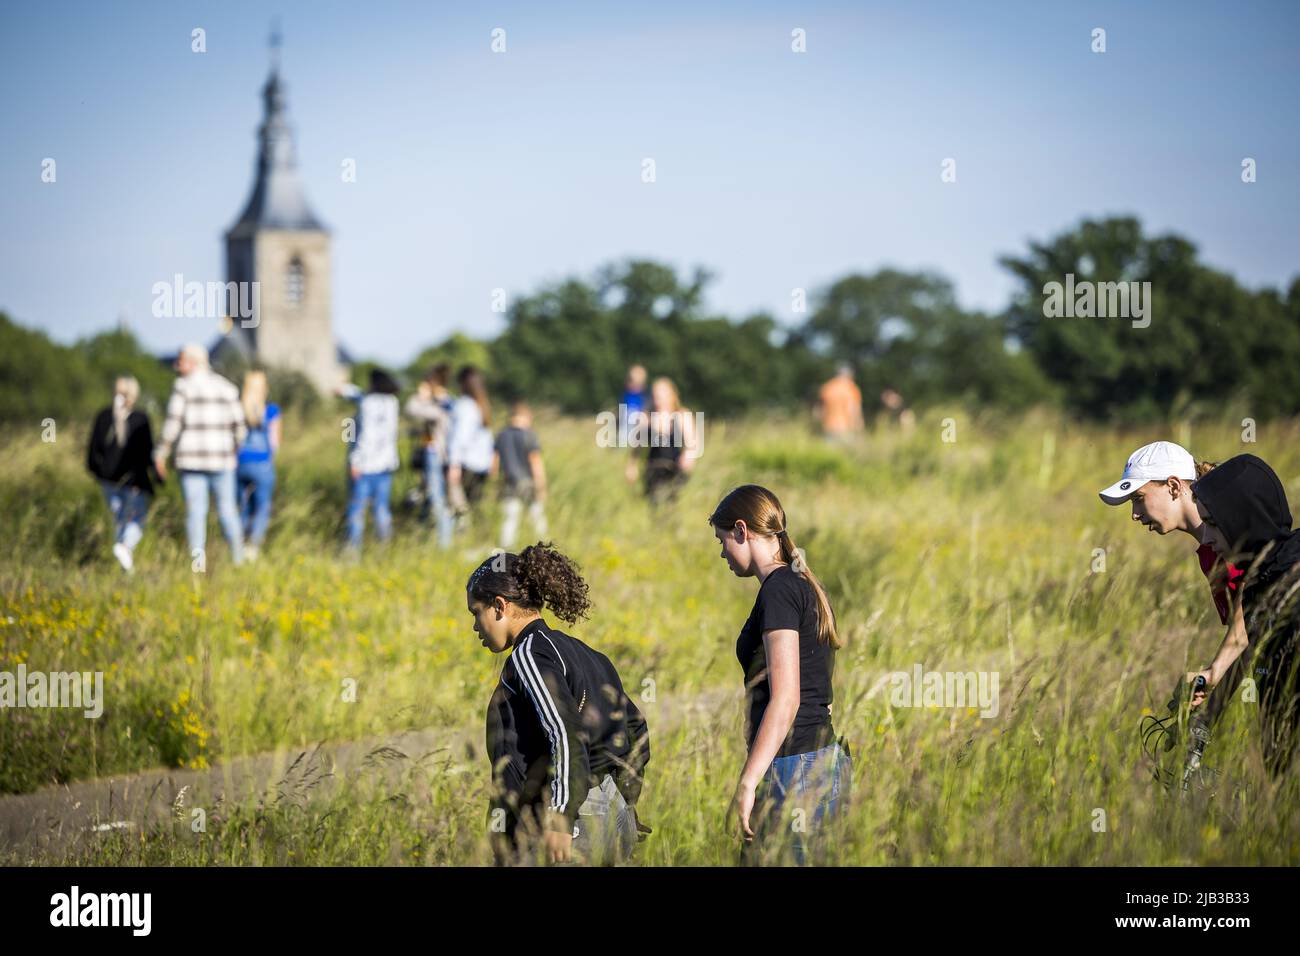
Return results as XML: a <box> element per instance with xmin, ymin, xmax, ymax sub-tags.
<box><xmin>1099</xmin><ymin>441</ymin><xmax>1206</xmax><ymax>528</ymax></box>
<box><xmin>1098</xmin><ymin>441</ymin><xmax>1245</xmax><ymax>707</ymax></box>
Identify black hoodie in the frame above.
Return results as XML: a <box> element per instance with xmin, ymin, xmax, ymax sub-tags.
<box><xmin>1194</xmin><ymin>454</ymin><xmax>1300</xmax><ymax>638</ymax></box>
<box><xmin>1191</xmin><ymin>455</ymin><xmax>1300</xmax><ymax>773</ymax></box>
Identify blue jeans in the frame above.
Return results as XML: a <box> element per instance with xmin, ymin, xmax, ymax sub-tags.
<box><xmin>99</xmin><ymin>481</ymin><xmax>151</xmax><ymax>552</ymax></box>
<box><xmin>421</xmin><ymin>447</ymin><xmax>453</xmax><ymax>548</ymax></box>
<box><xmin>744</xmin><ymin>738</ymin><xmax>852</xmax><ymax>866</ymax></box>
<box><xmin>347</xmin><ymin>470</ymin><xmax>393</xmax><ymax>549</ymax></box>
<box><xmin>179</xmin><ymin>469</ymin><xmax>243</xmax><ymax>565</ymax></box>
<box><xmin>237</xmin><ymin>458</ymin><xmax>276</xmax><ymax>546</ymax></box>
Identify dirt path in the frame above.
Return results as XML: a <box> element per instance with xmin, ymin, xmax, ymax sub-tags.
<box><xmin>0</xmin><ymin>686</ymin><xmax>738</xmax><ymax>859</ymax></box>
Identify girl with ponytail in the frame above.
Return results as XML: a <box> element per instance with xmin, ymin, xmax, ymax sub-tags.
<box><xmin>467</xmin><ymin>542</ymin><xmax>651</xmax><ymax>864</ymax></box>
<box><xmin>709</xmin><ymin>484</ymin><xmax>850</xmax><ymax>865</ymax></box>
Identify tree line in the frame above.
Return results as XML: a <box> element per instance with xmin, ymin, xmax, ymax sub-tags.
<box><xmin>3</xmin><ymin>215</ymin><xmax>1297</xmax><ymax>425</ymax></box>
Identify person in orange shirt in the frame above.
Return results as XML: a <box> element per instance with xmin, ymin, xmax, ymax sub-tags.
<box><xmin>816</xmin><ymin>365</ymin><xmax>863</xmax><ymax>439</ymax></box>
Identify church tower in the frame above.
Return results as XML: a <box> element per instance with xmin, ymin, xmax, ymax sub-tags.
<box><xmin>221</xmin><ymin>33</ymin><xmax>342</xmax><ymax>393</ymax></box>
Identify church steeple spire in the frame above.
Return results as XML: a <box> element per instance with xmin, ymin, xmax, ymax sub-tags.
<box><xmin>269</xmin><ymin>19</ymin><xmax>282</xmax><ymax>73</ymax></box>
<box><xmin>220</xmin><ymin>24</ymin><xmax>344</xmax><ymax>397</ymax></box>
<box><xmin>227</xmin><ymin>25</ymin><xmax>324</xmax><ymax>238</ymax></box>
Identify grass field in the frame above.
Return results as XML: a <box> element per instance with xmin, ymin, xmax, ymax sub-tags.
<box><xmin>2</xmin><ymin>406</ymin><xmax>1299</xmax><ymax>865</ymax></box>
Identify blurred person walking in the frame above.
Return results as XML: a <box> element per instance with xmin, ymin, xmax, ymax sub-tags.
<box><xmin>404</xmin><ymin>365</ymin><xmax>453</xmax><ymax>548</ymax></box>
<box><xmin>632</xmin><ymin>376</ymin><xmax>698</xmax><ymax>505</ymax></box>
<box><xmin>493</xmin><ymin>400</ymin><xmax>548</xmax><ymax>550</ymax></box>
<box><xmin>447</xmin><ymin>365</ymin><xmax>494</xmax><ymax>530</ymax></box>
<box><xmin>880</xmin><ymin>387</ymin><xmax>916</xmax><ymax>435</ymax></box>
<box><xmin>87</xmin><ymin>376</ymin><xmax>157</xmax><ymax>573</ymax></box>
<box><xmin>338</xmin><ymin>369</ymin><xmax>401</xmax><ymax>553</ymax></box>
<box><xmin>153</xmin><ymin>344</ymin><xmax>246</xmax><ymax>567</ymax></box>
<box><xmin>619</xmin><ymin>364</ymin><xmax>648</xmax><ymax>485</ymax></box>
<box><xmin>236</xmin><ymin>370</ymin><xmax>281</xmax><ymax>561</ymax></box>
<box><xmin>816</xmin><ymin>364</ymin><xmax>863</xmax><ymax>441</ymax></box>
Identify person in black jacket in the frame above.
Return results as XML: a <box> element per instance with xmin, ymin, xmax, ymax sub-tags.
<box><xmin>86</xmin><ymin>377</ymin><xmax>158</xmax><ymax>573</ymax></box>
<box><xmin>1191</xmin><ymin>454</ymin><xmax>1300</xmax><ymax>776</ymax></box>
<box><xmin>466</xmin><ymin>542</ymin><xmax>650</xmax><ymax>865</ymax></box>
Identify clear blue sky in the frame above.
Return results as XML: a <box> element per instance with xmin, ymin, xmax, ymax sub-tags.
<box><xmin>2</xmin><ymin>0</ymin><xmax>1297</xmax><ymax>364</ymax></box>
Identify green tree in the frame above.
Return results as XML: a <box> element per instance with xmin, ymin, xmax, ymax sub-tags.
<box><xmin>76</xmin><ymin>327</ymin><xmax>175</xmax><ymax>415</ymax></box>
<box><xmin>404</xmin><ymin>332</ymin><xmax>493</xmax><ymax>386</ymax></box>
<box><xmin>0</xmin><ymin>313</ymin><xmax>94</xmax><ymax>423</ymax></box>
<box><xmin>792</xmin><ymin>270</ymin><xmax>1050</xmax><ymax>409</ymax></box>
<box><xmin>999</xmin><ymin>216</ymin><xmax>1290</xmax><ymax>419</ymax></box>
<box><xmin>490</xmin><ymin>260</ymin><xmax>800</xmax><ymax>414</ymax></box>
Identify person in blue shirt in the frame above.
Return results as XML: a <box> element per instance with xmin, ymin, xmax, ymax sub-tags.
<box><xmin>236</xmin><ymin>370</ymin><xmax>281</xmax><ymax>561</ymax></box>
<box><xmin>620</xmin><ymin>364</ymin><xmax>647</xmax><ymax>485</ymax></box>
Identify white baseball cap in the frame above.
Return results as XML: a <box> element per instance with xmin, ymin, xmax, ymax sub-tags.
<box><xmin>1098</xmin><ymin>441</ymin><xmax>1197</xmax><ymax>505</ymax></box>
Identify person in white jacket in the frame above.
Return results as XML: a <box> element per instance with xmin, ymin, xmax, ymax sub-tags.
<box><xmin>404</xmin><ymin>367</ymin><xmax>454</xmax><ymax>548</ymax></box>
<box><xmin>446</xmin><ymin>365</ymin><xmax>495</xmax><ymax>529</ymax></box>
<box><xmin>338</xmin><ymin>369</ymin><xmax>401</xmax><ymax>552</ymax></box>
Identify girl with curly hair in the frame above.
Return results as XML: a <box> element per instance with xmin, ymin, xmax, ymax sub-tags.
<box><xmin>466</xmin><ymin>542</ymin><xmax>651</xmax><ymax>864</ymax></box>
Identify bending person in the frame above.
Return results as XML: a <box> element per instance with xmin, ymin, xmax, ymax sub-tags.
<box><xmin>1192</xmin><ymin>455</ymin><xmax>1300</xmax><ymax>776</ymax></box>
<box><xmin>466</xmin><ymin>542</ymin><xmax>650</xmax><ymax>865</ymax></box>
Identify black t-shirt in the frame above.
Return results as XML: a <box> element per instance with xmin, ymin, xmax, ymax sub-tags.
<box><xmin>646</xmin><ymin>412</ymin><xmax>684</xmax><ymax>466</ymax></box>
<box><xmin>735</xmin><ymin>564</ymin><xmax>835</xmax><ymax>757</ymax></box>
<box><xmin>495</xmin><ymin>426</ymin><xmax>540</xmax><ymax>489</ymax></box>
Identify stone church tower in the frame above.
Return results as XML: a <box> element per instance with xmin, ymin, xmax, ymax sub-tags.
<box><xmin>217</xmin><ymin>45</ymin><xmax>344</xmax><ymax>393</ymax></box>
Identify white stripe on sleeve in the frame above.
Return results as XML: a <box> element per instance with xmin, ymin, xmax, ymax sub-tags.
<box><xmin>515</xmin><ymin>636</ymin><xmax>570</xmax><ymax>813</ymax></box>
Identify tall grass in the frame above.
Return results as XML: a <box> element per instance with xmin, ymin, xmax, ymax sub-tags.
<box><xmin>2</xmin><ymin>406</ymin><xmax>1297</xmax><ymax>864</ymax></box>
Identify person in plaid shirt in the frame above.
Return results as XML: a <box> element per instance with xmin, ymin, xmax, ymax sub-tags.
<box><xmin>153</xmin><ymin>343</ymin><xmax>247</xmax><ymax>567</ymax></box>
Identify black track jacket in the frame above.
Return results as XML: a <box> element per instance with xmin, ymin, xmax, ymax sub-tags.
<box><xmin>486</xmin><ymin>618</ymin><xmax>650</xmax><ymax>840</ymax></box>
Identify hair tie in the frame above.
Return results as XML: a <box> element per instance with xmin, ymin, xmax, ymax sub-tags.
<box><xmin>775</xmin><ymin>528</ymin><xmax>789</xmax><ymax>537</ymax></box>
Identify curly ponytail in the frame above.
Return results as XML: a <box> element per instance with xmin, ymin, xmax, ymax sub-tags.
<box><xmin>466</xmin><ymin>542</ymin><xmax>592</xmax><ymax>624</ymax></box>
